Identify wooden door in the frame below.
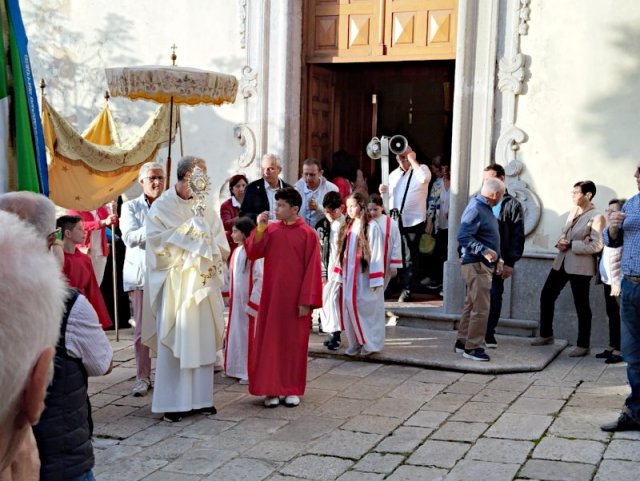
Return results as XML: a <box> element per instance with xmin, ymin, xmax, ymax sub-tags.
<box><xmin>301</xmin><ymin>65</ymin><xmax>337</xmax><ymax>168</ymax></box>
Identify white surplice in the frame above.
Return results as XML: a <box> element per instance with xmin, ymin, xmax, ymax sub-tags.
<box><xmin>224</xmin><ymin>245</ymin><xmax>263</xmax><ymax>381</ymax></box>
<box><xmin>334</xmin><ymin>219</ymin><xmax>386</xmax><ymax>352</ymax></box>
<box><xmin>372</xmin><ymin>215</ymin><xmax>403</xmax><ymax>289</ymax></box>
<box><xmin>143</xmin><ymin>187</ymin><xmax>229</xmax><ymax>413</ymax></box>
<box><xmin>320</xmin><ymin>216</ymin><xmax>344</xmax><ymax>333</ymax></box>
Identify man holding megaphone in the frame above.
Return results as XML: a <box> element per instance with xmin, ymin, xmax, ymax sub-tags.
<box><xmin>379</xmin><ymin>144</ymin><xmax>431</xmax><ymax>302</ymax></box>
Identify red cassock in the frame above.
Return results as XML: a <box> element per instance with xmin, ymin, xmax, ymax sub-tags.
<box><xmin>245</xmin><ymin>217</ymin><xmax>323</xmax><ymax>396</ymax></box>
<box><xmin>63</xmin><ymin>250</ymin><xmax>113</xmax><ymax>329</ymax></box>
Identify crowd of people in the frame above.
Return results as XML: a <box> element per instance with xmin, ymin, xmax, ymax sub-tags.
<box><xmin>2</xmin><ymin>154</ymin><xmax>640</xmax><ymax>479</ymax></box>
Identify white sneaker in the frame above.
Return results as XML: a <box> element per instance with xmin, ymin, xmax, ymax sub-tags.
<box><xmin>131</xmin><ymin>378</ymin><xmax>150</xmax><ymax>397</ymax></box>
<box><xmin>263</xmin><ymin>396</ymin><xmax>280</xmax><ymax>408</ymax></box>
<box><xmin>420</xmin><ymin>276</ymin><xmax>432</xmax><ymax>286</ymax></box>
<box><xmin>128</xmin><ymin>318</ymin><xmax>136</xmax><ymax>328</ymax></box>
<box><xmin>239</xmin><ymin>378</ymin><xmax>249</xmax><ymax>385</ymax></box>
<box><xmin>284</xmin><ymin>395</ymin><xmax>300</xmax><ymax>407</ymax></box>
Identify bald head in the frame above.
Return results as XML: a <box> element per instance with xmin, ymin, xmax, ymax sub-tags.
<box><xmin>0</xmin><ymin>192</ymin><xmax>57</xmax><ymax>248</ymax></box>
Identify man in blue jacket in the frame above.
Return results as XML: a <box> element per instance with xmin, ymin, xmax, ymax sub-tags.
<box><xmin>482</xmin><ymin>164</ymin><xmax>525</xmax><ymax>348</ymax></box>
<box><xmin>456</xmin><ymin>177</ymin><xmax>505</xmax><ymax>361</ymax></box>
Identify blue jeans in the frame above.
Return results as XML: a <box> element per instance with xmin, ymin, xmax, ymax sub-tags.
<box><xmin>69</xmin><ymin>470</ymin><xmax>96</xmax><ymax>481</ymax></box>
<box><xmin>621</xmin><ymin>278</ymin><xmax>640</xmax><ymax>420</ymax></box>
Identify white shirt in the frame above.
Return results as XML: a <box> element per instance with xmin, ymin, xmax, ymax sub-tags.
<box><xmin>264</xmin><ymin>179</ymin><xmax>281</xmax><ymax>220</ymax></box>
<box><xmin>388</xmin><ymin>164</ymin><xmax>431</xmax><ymax>227</ymax></box>
<box><xmin>438</xmin><ymin>184</ymin><xmax>450</xmax><ymax>230</ymax></box>
<box><xmin>295</xmin><ymin>177</ymin><xmax>339</xmax><ymax>227</ymax></box>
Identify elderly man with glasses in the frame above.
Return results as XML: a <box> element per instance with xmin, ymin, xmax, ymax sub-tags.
<box><xmin>120</xmin><ymin>161</ymin><xmax>166</xmax><ymax>397</ymax></box>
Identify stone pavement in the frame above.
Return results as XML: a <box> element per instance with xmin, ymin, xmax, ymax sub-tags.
<box><xmin>92</xmin><ymin>328</ymin><xmax>639</xmax><ymax>481</ymax></box>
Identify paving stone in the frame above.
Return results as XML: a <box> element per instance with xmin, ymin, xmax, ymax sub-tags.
<box><xmin>486</xmin><ymin>376</ymin><xmax>533</xmax><ymax>392</ymax></box>
<box><xmin>340</xmin><ymin>414</ymin><xmax>404</xmax><ymax>434</ymax></box>
<box><xmin>507</xmin><ymin>396</ymin><xmax>565</xmax><ymax>415</ymax></box>
<box><xmin>404</xmin><ymin>409</ymin><xmax>450</xmax><ymax>428</ymax></box>
<box><xmin>386</xmin><ymin>381</ymin><xmax>447</xmax><ymax>401</ymax></box>
<box><xmin>307</xmin><ymin>357</ymin><xmax>345</xmax><ymax>381</ymax></box>
<box><xmin>267</xmin><ymin>475</ymin><xmax>308</xmax><ymax>481</ymax></box>
<box><xmin>485</xmin><ymin>413</ymin><xmax>553</xmax><ymax>440</ymax></box>
<box><xmin>421</xmin><ymin>392</ymin><xmax>472</xmax><ymax>413</ymax></box>
<box><xmin>465</xmin><ymin>438</ymin><xmax>533</xmax><ymax>464</ymax></box>
<box><xmin>450</xmin><ymin>401</ymin><xmax>507</xmax><ymax>423</ymax></box>
<box><xmin>162</xmin><ymin>448</ymin><xmax>237</xmax><ymax>475</ymax></box>
<box><xmin>120</xmin><ymin>424</ymin><xmax>183</xmax><ymax>447</ymax></box>
<box><xmin>613</xmin><ymin>429</ymin><xmax>640</xmax><ymax>441</ymax></box>
<box><xmin>360</xmin><ymin>364</ymin><xmax>422</xmax><ymax>387</ymax></box>
<box><xmin>445</xmin><ymin>459</ymin><xmax>520</xmax><ymax>481</ymax></box>
<box><xmin>94</xmin><ymin>414</ymin><xmax>159</xmax><ymax>439</ymax></box>
<box><xmin>594</xmin><ymin>459</ymin><xmax>640</xmax><ymax>481</ymax></box>
<box><xmin>363</xmin><ymin>396</ymin><xmax>423</xmax><ymax>419</ymax></box>
<box><xmin>459</xmin><ymin>373</ymin><xmax>495</xmax><ymax>384</ymax></box>
<box><xmin>307</xmin><ymin>429</ymin><xmax>383</xmax><ymax>459</ymax></box>
<box><xmin>88</xmin><ymin>381</ymin><xmax>110</xmax><ymax>395</ymax></box>
<box><xmin>566</xmin><ymin>392</ymin><xmax>627</xmax><ymax>410</ymax></box>
<box><xmin>136</xmin><ymin>436</ymin><xmax>198</xmax><ymax>461</ymax></box>
<box><xmin>547</xmin><ymin>406</ymin><xmax>616</xmax><ymax>442</ymax></box>
<box><xmin>111</xmin><ymin>393</ymin><xmax>153</xmax><ymax>407</ymax></box>
<box><xmin>519</xmin><ymin>459</ymin><xmax>596</xmax><ymax>481</ymax></box>
<box><xmin>430</xmin><ymin>420</ymin><xmax>488</xmax><ymax>442</ymax></box>
<box><xmin>201</xmin><ymin>457</ymin><xmax>277</xmax><ymax>481</ymax></box>
<box><xmin>253</xmin><ymin>399</ymin><xmax>320</xmax><ymax>421</ymax></box>
<box><xmin>177</xmin><ymin>418</ymin><xmax>237</xmax><ymax>439</ymax></box>
<box><xmin>443</xmin><ymin>381</ymin><xmax>485</xmax><ymax>396</ymax></box>
<box><xmin>271</xmin><ymin>415</ymin><xmax>343</xmax><ymax>443</ymax></box>
<box><xmin>604</xmin><ymin>439</ymin><xmax>640</xmax><ymax>461</ymax></box>
<box><xmin>93</xmin><ymin>457</ymin><xmax>167</xmax><ymax>480</ymax></box>
<box><xmin>336</xmin><ymin>472</ymin><xmax>385</xmax><ymax>481</ymax></box>
<box><xmin>328</xmin><ymin>360</ymin><xmax>383</xmax><ymax>377</ymax></box>
<box><xmin>532</xmin><ymin>436</ymin><xmax>605</xmax><ymax>464</ymax></box>
<box><xmin>194</xmin><ymin>427</ymin><xmax>270</xmax><ymax>452</ymax></box>
<box><xmin>300</xmin><ymin>387</ymin><xmax>339</xmax><ymax>405</ymax></box>
<box><xmin>409</xmin><ymin>369</ymin><xmax>463</xmax><ymax>385</ymax></box>
<box><xmin>522</xmin><ymin>384</ymin><xmax>574</xmax><ymax>400</ymax></box>
<box><xmin>471</xmin><ymin>388</ymin><xmax>520</xmax><ymax>404</ymax></box>
<box><xmin>242</xmin><ymin>440</ymin><xmax>305</xmax><ymax>461</ymax></box>
<box><xmin>280</xmin><ymin>454</ymin><xmax>353</xmax><ymax>481</ymax></box>
<box><xmin>213</xmin><ymin>389</ymin><xmax>247</xmax><ymax>410</ymax></box>
<box><xmin>353</xmin><ymin>452</ymin><xmax>404</xmax><ymax>473</ymax></box>
<box><xmin>374</xmin><ymin>426</ymin><xmax>434</xmax><ymax>454</ymax></box>
<box><xmin>94</xmin><ymin>443</ymin><xmax>142</xmax><ymax>467</ymax></box>
<box><xmin>234</xmin><ymin>416</ymin><xmax>288</xmax><ymax>434</ymax></box>
<box><xmin>314</xmin><ymin>396</ymin><xmax>375</xmax><ymax>419</ymax></box>
<box><xmin>90</xmin><ymin>392</ymin><xmax>122</xmax><ymax>408</ymax></box>
<box><xmin>92</xmin><ymin>404</ymin><xmax>138</xmax><ymax>423</ymax></box>
<box><xmin>140</xmin><ymin>472</ymin><xmax>202</xmax><ymax>481</ymax></box>
<box><xmin>406</xmin><ymin>440</ymin><xmax>470</xmax><ymax>468</ymax></box>
<box><xmin>385</xmin><ymin>465</ymin><xmax>448</xmax><ymax>481</ymax></box>
<box><xmin>340</xmin><ymin>380</ymin><xmax>394</xmax><ymax>400</ymax></box>
<box><xmin>308</xmin><ymin>373</ymin><xmax>363</xmax><ymax>391</ymax></box>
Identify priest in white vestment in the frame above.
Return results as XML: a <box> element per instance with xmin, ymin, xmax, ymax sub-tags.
<box><xmin>144</xmin><ymin>156</ymin><xmax>229</xmax><ymax>421</ymax></box>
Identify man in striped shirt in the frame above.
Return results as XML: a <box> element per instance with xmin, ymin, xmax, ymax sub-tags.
<box><xmin>601</xmin><ymin>164</ymin><xmax>640</xmax><ymax>432</ymax></box>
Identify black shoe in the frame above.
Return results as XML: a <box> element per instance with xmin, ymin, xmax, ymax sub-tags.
<box><xmin>601</xmin><ymin>412</ymin><xmax>640</xmax><ymax>432</ymax></box>
<box><xmin>163</xmin><ymin>412</ymin><xmax>185</xmax><ymax>423</ymax></box>
<box><xmin>454</xmin><ymin>340</ymin><xmax>465</xmax><ymax>354</ymax></box>
<box><xmin>323</xmin><ymin>333</ymin><xmax>333</xmax><ymax>346</ymax></box>
<box><xmin>463</xmin><ymin>348</ymin><xmax>490</xmax><ymax>361</ymax></box>
<box><xmin>605</xmin><ymin>354</ymin><xmax>624</xmax><ymax>364</ymax></box>
<box><xmin>398</xmin><ymin>290</ymin><xmax>411</xmax><ymax>303</ymax></box>
<box><xmin>595</xmin><ymin>349</ymin><xmax>613</xmax><ymax>359</ymax></box>
<box><xmin>485</xmin><ymin>335</ymin><xmax>497</xmax><ymax>349</ymax></box>
<box><xmin>318</xmin><ymin>325</ymin><xmax>325</xmax><ymax>334</ymax></box>
<box><xmin>326</xmin><ymin>331</ymin><xmax>341</xmax><ymax>351</ymax></box>
<box><xmin>193</xmin><ymin>405</ymin><xmax>217</xmax><ymax>415</ymax></box>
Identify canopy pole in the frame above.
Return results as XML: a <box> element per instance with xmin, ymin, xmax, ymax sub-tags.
<box><xmin>108</xmin><ymin>200</ymin><xmax>120</xmax><ymax>342</ymax></box>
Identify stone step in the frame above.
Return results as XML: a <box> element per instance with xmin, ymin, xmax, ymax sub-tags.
<box><xmin>384</xmin><ymin>303</ymin><xmax>538</xmax><ymax>338</ymax></box>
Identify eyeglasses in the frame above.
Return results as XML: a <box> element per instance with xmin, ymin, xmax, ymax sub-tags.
<box><xmin>144</xmin><ymin>176</ymin><xmax>165</xmax><ymax>182</ymax></box>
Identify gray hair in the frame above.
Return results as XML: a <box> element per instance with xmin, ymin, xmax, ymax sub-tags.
<box><xmin>0</xmin><ymin>191</ymin><xmax>57</xmax><ymax>238</ymax></box>
<box><xmin>138</xmin><ymin>161</ymin><xmax>166</xmax><ymax>181</ymax></box>
<box><xmin>0</xmin><ymin>211</ymin><xmax>65</xmax><ymax>421</ymax></box>
<box><xmin>481</xmin><ymin>177</ymin><xmax>505</xmax><ymax>196</ymax></box>
<box><xmin>176</xmin><ymin>155</ymin><xmax>206</xmax><ymax>181</ymax></box>
<box><xmin>261</xmin><ymin>153</ymin><xmax>282</xmax><ymax>168</ymax></box>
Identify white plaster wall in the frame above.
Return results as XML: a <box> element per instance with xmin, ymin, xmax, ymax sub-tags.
<box><xmin>22</xmin><ymin>0</ymin><xmax>246</xmax><ymax>204</ymax></box>
<box><xmin>517</xmin><ymin>1</ymin><xmax>640</xmax><ymax>252</ymax></box>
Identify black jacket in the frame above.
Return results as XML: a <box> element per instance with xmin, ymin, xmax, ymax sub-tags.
<box><xmin>239</xmin><ymin>178</ymin><xmax>291</xmax><ymax>221</ymax></box>
<box><xmin>498</xmin><ymin>191</ymin><xmax>525</xmax><ymax>267</ymax></box>
<box><xmin>34</xmin><ymin>290</ymin><xmax>94</xmax><ymax>481</ymax></box>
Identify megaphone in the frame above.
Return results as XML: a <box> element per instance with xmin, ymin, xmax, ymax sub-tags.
<box><xmin>366</xmin><ymin>137</ymin><xmax>382</xmax><ymax>160</ymax></box>
<box><xmin>389</xmin><ymin>135</ymin><xmax>408</xmax><ymax>156</ymax></box>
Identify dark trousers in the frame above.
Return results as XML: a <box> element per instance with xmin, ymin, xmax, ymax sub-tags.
<box><xmin>539</xmin><ymin>265</ymin><xmax>593</xmax><ymax>348</ymax></box>
<box><xmin>430</xmin><ymin>228</ymin><xmax>448</xmax><ymax>284</ymax></box>
<box><xmin>486</xmin><ymin>274</ymin><xmax>504</xmax><ymax>339</ymax></box>
<box><xmin>399</xmin><ymin>222</ymin><xmax>426</xmax><ymax>292</ymax></box>
<box><xmin>603</xmin><ymin>283</ymin><xmax>621</xmax><ymax>351</ymax></box>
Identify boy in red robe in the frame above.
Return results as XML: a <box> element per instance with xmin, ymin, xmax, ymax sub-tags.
<box><xmin>57</xmin><ymin>215</ymin><xmax>112</xmax><ymax>329</ymax></box>
<box><xmin>246</xmin><ymin>187</ymin><xmax>323</xmax><ymax>408</ymax></box>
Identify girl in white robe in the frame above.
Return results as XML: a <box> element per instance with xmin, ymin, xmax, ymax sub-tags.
<box><xmin>335</xmin><ymin>193</ymin><xmax>386</xmax><ymax>355</ymax></box>
<box><xmin>368</xmin><ymin>193</ymin><xmax>403</xmax><ymax>289</ymax></box>
<box><xmin>224</xmin><ymin>218</ymin><xmax>263</xmax><ymax>383</ymax></box>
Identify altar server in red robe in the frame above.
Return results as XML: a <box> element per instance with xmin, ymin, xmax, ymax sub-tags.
<box><xmin>245</xmin><ymin>187</ymin><xmax>323</xmax><ymax>408</ymax></box>
<box><xmin>57</xmin><ymin>215</ymin><xmax>112</xmax><ymax>329</ymax></box>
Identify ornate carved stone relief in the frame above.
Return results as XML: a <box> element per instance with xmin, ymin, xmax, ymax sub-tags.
<box><xmin>495</xmin><ymin>0</ymin><xmax>540</xmax><ymax>235</ymax></box>
<box><xmin>240</xmin><ymin>65</ymin><xmax>258</xmax><ymax>99</ymax></box>
<box><xmin>233</xmin><ymin>123</ymin><xmax>257</xmax><ymax>168</ymax></box>
<box><xmin>238</xmin><ymin>0</ymin><xmax>248</xmax><ymax>49</ymax></box>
